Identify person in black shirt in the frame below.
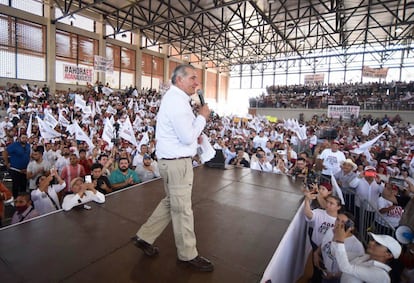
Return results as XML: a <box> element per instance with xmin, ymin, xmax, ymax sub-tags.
<box><xmin>229</xmin><ymin>148</ymin><xmax>250</xmax><ymax>168</ymax></box>
<box><xmin>90</xmin><ymin>163</ymin><xmax>113</xmax><ymax>194</ymax></box>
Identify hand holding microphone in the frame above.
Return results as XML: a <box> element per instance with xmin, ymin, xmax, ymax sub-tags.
<box><xmin>196</xmin><ymin>89</ymin><xmax>211</xmax><ymax>120</ymax></box>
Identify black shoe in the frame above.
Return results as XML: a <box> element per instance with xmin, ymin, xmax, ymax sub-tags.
<box><xmin>178</xmin><ymin>255</ymin><xmax>214</xmax><ymax>272</ymax></box>
<box><xmin>132</xmin><ymin>236</ymin><xmax>159</xmax><ymax>257</ymax></box>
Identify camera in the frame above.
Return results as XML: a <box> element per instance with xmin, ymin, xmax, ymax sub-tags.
<box><xmin>305</xmin><ymin>170</ymin><xmax>320</xmax><ymax>188</ymax></box>
<box><xmin>256</xmin><ymin>153</ymin><xmax>263</xmax><ymax>159</ymax></box>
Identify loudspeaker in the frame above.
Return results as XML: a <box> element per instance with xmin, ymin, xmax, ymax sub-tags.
<box><xmin>205</xmin><ymin>149</ymin><xmax>225</xmax><ymax>169</ymax></box>
<box><xmin>321</xmin><ymin>128</ymin><xmax>338</xmax><ymax>140</ymax></box>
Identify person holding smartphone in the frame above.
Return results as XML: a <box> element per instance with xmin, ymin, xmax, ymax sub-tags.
<box><xmin>61</xmin><ymin>177</ymin><xmax>105</xmax><ymax>211</ymax></box>
<box><xmin>31</xmin><ymin>168</ymin><xmax>65</xmax><ymax>215</ymax></box>
<box><xmin>314</xmin><ymin>212</ymin><xmax>365</xmax><ymax>283</ymax></box>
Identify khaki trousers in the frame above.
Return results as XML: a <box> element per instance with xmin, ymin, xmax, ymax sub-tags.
<box><xmin>136</xmin><ymin>158</ymin><xmax>198</xmax><ymax>261</ymax></box>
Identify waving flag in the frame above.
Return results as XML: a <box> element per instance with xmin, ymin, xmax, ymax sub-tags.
<box><xmin>36</xmin><ymin>116</ymin><xmax>61</xmax><ymax>139</ymax></box>
<box><xmin>72</xmin><ymin>121</ymin><xmax>93</xmax><ymax>148</ymax></box>
<box><xmin>102</xmin><ymin>117</ymin><xmax>115</xmax><ymax>149</ymax></box>
<box><xmin>44</xmin><ymin>111</ymin><xmax>58</xmax><ymax>129</ymax></box>
<box><xmin>331</xmin><ymin>174</ymin><xmax>345</xmax><ymax>205</ymax></box>
<box><xmin>119</xmin><ymin>116</ymin><xmax>138</xmax><ymax>146</ymax></box>
<box><xmin>75</xmin><ymin>94</ymin><xmax>87</xmax><ymax>111</ymax></box>
<box><xmin>26</xmin><ymin>114</ymin><xmax>33</xmax><ymax>137</ymax></box>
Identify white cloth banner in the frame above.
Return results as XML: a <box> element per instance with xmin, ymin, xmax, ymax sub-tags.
<box><xmin>63</xmin><ymin>64</ymin><xmax>93</xmax><ymax>83</ymax></box>
<box><xmin>198</xmin><ymin>133</ymin><xmax>216</xmax><ymax>163</ymax></box>
<box><xmin>327</xmin><ymin>105</ymin><xmax>360</xmax><ymax>119</ymax></box>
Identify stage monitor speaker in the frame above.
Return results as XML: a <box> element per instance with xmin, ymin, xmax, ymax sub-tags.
<box><xmin>205</xmin><ymin>149</ymin><xmax>225</xmax><ymax>169</ymax></box>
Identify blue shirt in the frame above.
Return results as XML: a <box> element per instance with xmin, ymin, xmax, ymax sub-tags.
<box><xmin>7</xmin><ymin>142</ymin><xmax>30</xmax><ymax>170</ymax></box>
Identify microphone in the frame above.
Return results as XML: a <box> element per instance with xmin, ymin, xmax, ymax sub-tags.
<box><xmin>197</xmin><ymin>89</ymin><xmax>205</xmax><ymax>105</ymax></box>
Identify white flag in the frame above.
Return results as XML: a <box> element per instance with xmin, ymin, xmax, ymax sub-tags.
<box><xmin>361</xmin><ymin>121</ymin><xmax>371</xmax><ymax>136</ymax></box>
<box><xmin>119</xmin><ymin>116</ymin><xmax>138</xmax><ymax>146</ymax></box>
<box><xmin>75</xmin><ymin>94</ymin><xmax>87</xmax><ymax>111</ymax></box>
<box><xmin>353</xmin><ymin>133</ymin><xmax>385</xmax><ymax>155</ymax></box>
<box><xmin>331</xmin><ymin>174</ymin><xmax>345</xmax><ymax>205</ymax></box>
<box><xmin>106</xmin><ymin>105</ymin><xmax>117</xmax><ymax>115</ymax></box>
<box><xmin>102</xmin><ymin>118</ymin><xmax>115</xmax><ymax>148</ymax></box>
<box><xmin>44</xmin><ymin>111</ymin><xmax>58</xmax><ymax>129</ymax></box>
<box><xmin>58</xmin><ymin>112</ymin><xmax>71</xmax><ymax>128</ymax></box>
<box><xmin>408</xmin><ymin>127</ymin><xmax>414</xmax><ymax>136</ymax></box>
<box><xmin>102</xmin><ymin>86</ymin><xmax>113</xmax><ymax>96</ymax></box>
<box><xmin>26</xmin><ymin>114</ymin><xmax>33</xmax><ymax>137</ymax></box>
<box><xmin>128</xmin><ymin>99</ymin><xmax>134</xmax><ymax>110</ymax></box>
<box><xmin>72</xmin><ymin>121</ymin><xmax>94</xmax><ymax>148</ymax></box>
<box><xmin>36</xmin><ymin>116</ymin><xmax>61</xmax><ymax>139</ymax></box>
<box><xmin>138</xmin><ymin>132</ymin><xmax>150</xmax><ymax>151</ymax></box>
<box><xmin>387</xmin><ymin>124</ymin><xmax>396</xmax><ymax>135</ymax></box>
<box><xmin>95</xmin><ymin>101</ymin><xmax>102</xmax><ymax>115</ymax></box>
<box><xmin>133</xmin><ymin>115</ymin><xmax>142</xmax><ymax>129</ymax></box>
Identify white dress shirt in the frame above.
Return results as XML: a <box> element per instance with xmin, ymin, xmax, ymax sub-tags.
<box><xmin>250</xmin><ymin>160</ymin><xmax>273</xmax><ymax>173</ymax></box>
<box><xmin>155</xmin><ymin>85</ymin><xmax>206</xmax><ymax>159</ymax></box>
<box><xmin>31</xmin><ymin>182</ymin><xmax>66</xmax><ymax>215</ymax></box>
<box><xmin>332</xmin><ymin>242</ymin><xmax>391</xmax><ymax>283</ymax></box>
<box><xmin>62</xmin><ymin>190</ymin><xmax>105</xmax><ymax>211</ymax></box>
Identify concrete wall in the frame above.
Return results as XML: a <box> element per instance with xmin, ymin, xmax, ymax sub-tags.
<box><xmin>249</xmin><ymin>107</ymin><xmax>414</xmax><ymax>124</ymax></box>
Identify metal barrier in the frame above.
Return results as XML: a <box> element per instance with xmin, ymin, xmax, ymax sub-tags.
<box><xmin>341</xmin><ymin>187</ymin><xmax>395</xmax><ymax>244</ymax></box>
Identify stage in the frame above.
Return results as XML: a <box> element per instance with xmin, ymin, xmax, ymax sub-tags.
<box><xmin>0</xmin><ymin>166</ymin><xmax>304</xmax><ymax>283</ymax></box>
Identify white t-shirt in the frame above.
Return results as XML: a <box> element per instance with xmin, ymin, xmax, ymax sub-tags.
<box><xmin>321</xmin><ymin>229</ymin><xmax>365</xmax><ymax>273</ymax></box>
<box><xmin>376</xmin><ymin>197</ymin><xmax>403</xmax><ymax>228</ymax></box>
<box><xmin>319</xmin><ymin>149</ymin><xmax>346</xmax><ymax>175</ymax></box>
<box><xmin>306</xmin><ymin>208</ymin><xmax>337</xmax><ymax>246</ymax></box>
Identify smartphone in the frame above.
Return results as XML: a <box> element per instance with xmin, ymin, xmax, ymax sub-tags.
<box><xmin>344</xmin><ymin>219</ymin><xmax>354</xmax><ymax>231</ymax></box>
<box><xmin>85</xmin><ymin>175</ymin><xmax>92</xmax><ymax>183</ymax></box>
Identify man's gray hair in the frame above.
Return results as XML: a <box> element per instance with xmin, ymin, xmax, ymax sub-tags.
<box><xmin>171</xmin><ymin>64</ymin><xmax>195</xmax><ymax>85</ymax></box>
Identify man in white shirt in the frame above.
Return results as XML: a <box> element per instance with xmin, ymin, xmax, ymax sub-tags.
<box><xmin>62</xmin><ymin>177</ymin><xmax>105</xmax><ymax>211</ymax></box>
<box><xmin>133</xmin><ymin>64</ymin><xmax>214</xmax><ymax>272</ymax></box>
<box><xmin>317</xmin><ymin>140</ymin><xmax>346</xmax><ymax>177</ymax></box>
<box><xmin>31</xmin><ymin>168</ymin><xmax>65</xmax><ymax>215</ymax></box>
<box><xmin>332</xmin><ymin>223</ymin><xmax>401</xmax><ymax>283</ymax></box>
<box><xmin>250</xmin><ymin>151</ymin><xmax>273</xmax><ymax>173</ymax></box>
<box><xmin>252</xmin><ymin>130</ymin><xmax>268</xmax><ymax>150</ymax></box>
<box><xmin>26</xmin><ymin>147</ymin><xmax>51</xmax><ymax>191</ymax></box>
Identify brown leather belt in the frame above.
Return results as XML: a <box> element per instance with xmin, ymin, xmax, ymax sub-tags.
<box><xmin>162</xmin><ymin>156</ymin><xmax>192</xmax><ymax>160</ymax></box>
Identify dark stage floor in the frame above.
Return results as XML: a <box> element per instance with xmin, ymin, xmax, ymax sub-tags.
<box><xmin>0</xmin><ymin>166</ymin><xmax>304</xmax><ymax>283</ymax></box>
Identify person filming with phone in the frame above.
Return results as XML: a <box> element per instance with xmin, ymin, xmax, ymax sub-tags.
<box><xmin>62</xmin><ymin>176</ymin><xmax>105</xmax><ymax>211</ymax></box>
<box><xmin>331</xmin><ymin>221</ymin><xmax>401</xmax><ymax>283</ymax></box>
<box><xmin>31</xmin><ymin>168</ymin><xmax>65</xmax><ymax>215</ymax></box>
<box><xmin>313</xmin><ymin>212</ymin><xmax>365</xmax><ymax>283</ymax></box>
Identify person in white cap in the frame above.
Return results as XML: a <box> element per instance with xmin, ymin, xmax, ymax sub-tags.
<box><xmin>332</xmin><ymin>221</ymin><xmax>401</xmax><ymax>283</ymax></box>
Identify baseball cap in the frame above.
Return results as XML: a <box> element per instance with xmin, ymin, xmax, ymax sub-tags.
<box><xmin>364</xmin><ymin>166</ymin><xmax>377</xmax><ymax>177</ymax></box>
<box><xmin>319</xmin><ymin>182</ymin><xmax>332</xmax><ymax>191</ymax></box>
<box><xmin>369</xmin><ymin>232</ymin><xmax>401</xmax><ymax>259</ymax></box>
<box><xmin>143</xmin><ymin>154</ymin><xmax>151</xmax><ymax>160</ymax></box>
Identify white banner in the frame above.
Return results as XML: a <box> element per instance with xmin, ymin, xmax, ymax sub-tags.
<box><xmin>327</xmin><ymin>105</ymin><xmax>360</xmax><ymax>119</ymax></box>
<box><xmin>63</xmin><ymin>64</ymin><xmax>93</xmax><ymax>83</ymax></box>
<box><xmin>304</xmin><ymin>73</ymin><xmax>325</xmax><ymax>85</ymax></box>
<box><xmin>362</xmin><ymin>66</ymin><xmax>388</xmax><ymax>78</ymax></box>
<box><xmin>94</xmin><ymin>55</ymin><xmax>114</xmax><ymax>73</ymax></box>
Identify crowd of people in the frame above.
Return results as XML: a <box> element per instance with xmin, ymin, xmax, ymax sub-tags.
<box><xmin>250</xmin><ymin>81</ymin><xmax>414</xmax><ymax>111</ymax></box>
<box><xmin>1</xmin><ymin>78</ymin><xmax>414</xmax><ymax>280</ymax></box>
